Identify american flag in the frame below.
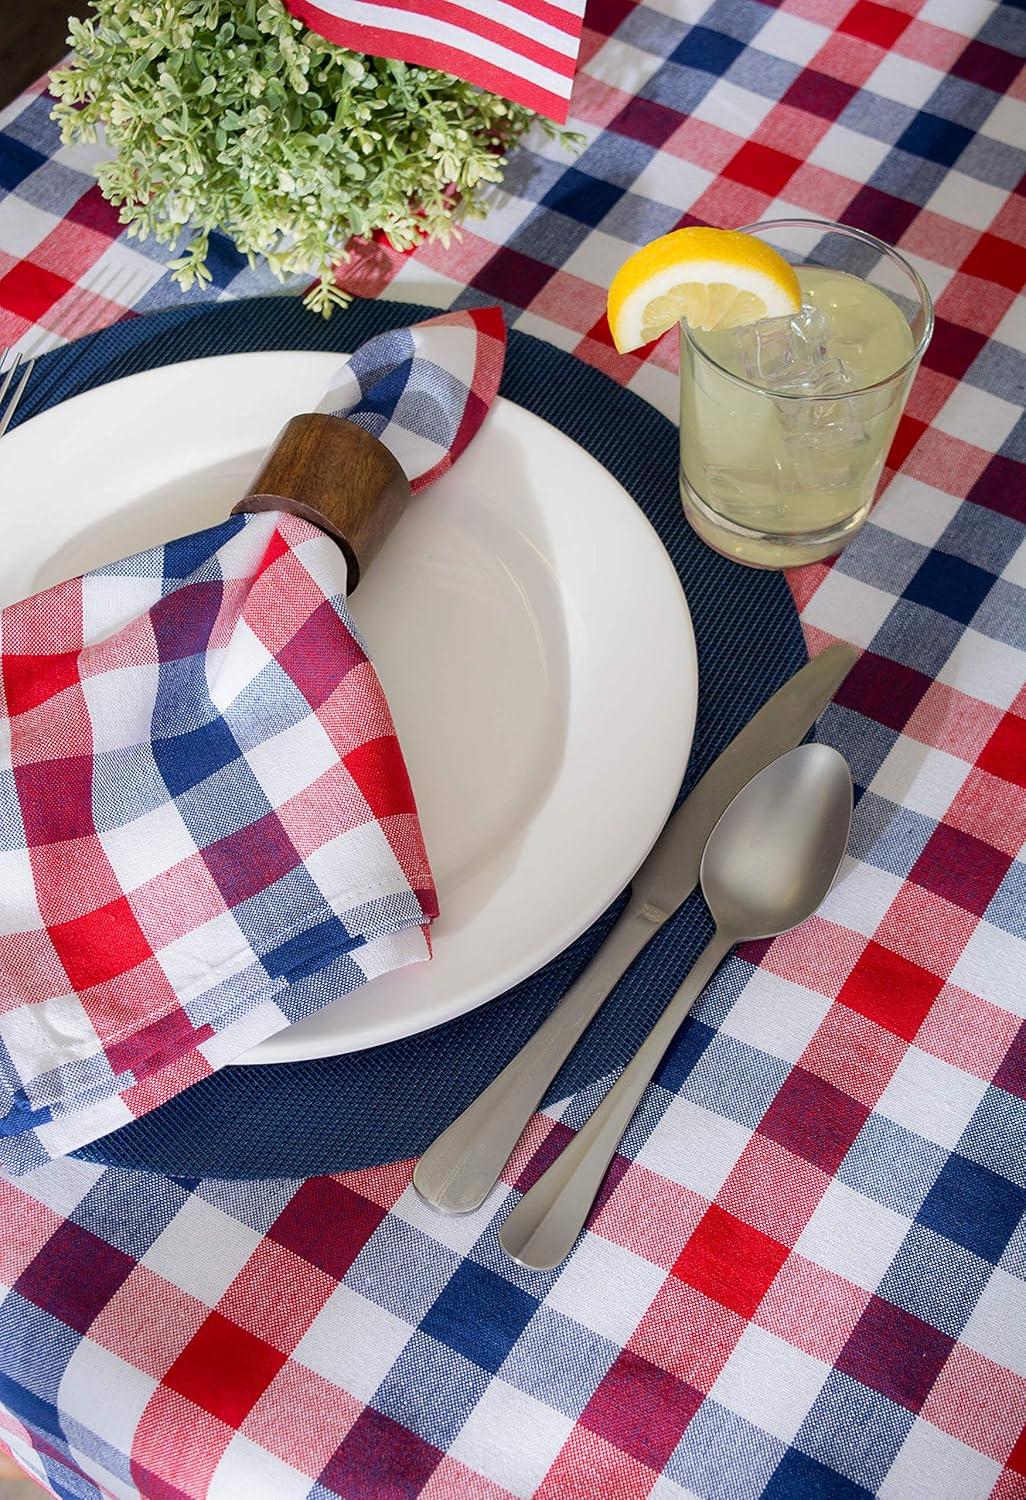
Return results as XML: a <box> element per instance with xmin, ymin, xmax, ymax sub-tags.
<box><xmin>284</xmin><ymin>0</ymin><xmax>585</xmax><ymax>120</ymax></box>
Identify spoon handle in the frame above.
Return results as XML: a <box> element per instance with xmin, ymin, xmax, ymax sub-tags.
<box><xmin>500</xmin><ymin>929</ymin><xmax>735</xmax><ymax>1270</ymax></box>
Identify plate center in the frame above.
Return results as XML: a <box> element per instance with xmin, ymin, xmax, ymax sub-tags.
<box><xmin>353</xmin><ymin>487</ymin><xmax>569</xmax><ymax>905</ymax></box>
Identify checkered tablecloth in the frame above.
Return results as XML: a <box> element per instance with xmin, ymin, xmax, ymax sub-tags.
<box><xmin>0</xmin><ymin>1</ymin><xmax>1024</xmax><ymax>1497</ymax></box>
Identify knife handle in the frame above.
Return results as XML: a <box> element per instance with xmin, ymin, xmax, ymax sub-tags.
<box><xmin>233</xmin><ymin>413</ymin><xmax>411</xmax><ymax>591</ymax></box>
<box><xmin>413</xmin><ymin>899</ymin><xmax>661</xmax><ymax>1215</ymax></box>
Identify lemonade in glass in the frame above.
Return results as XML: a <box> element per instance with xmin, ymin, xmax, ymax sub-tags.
<box><xmin>608</xmin><ymin>219</ymin><xmax>933</xmax><ymax>569</ymax></box>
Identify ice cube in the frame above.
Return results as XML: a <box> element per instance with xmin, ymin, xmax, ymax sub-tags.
<box><xmin>777</xmin><ymin>387</ymin><xmax>871</xmax><ymax>492</ymax></box>
<box><xmin>733</xmin><ymin>304</ymin><xmax>833</xmax><ymax>388</ymax></box>
<box><xmin>774</xmin><ymin>358</ymin><xmax>853</xmax><ymax>435</ymax></box>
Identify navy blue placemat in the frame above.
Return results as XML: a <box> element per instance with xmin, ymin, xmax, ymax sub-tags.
<box><xmin>11</xmin><ymin>293</ymin><xmax>807</xmax><ymax>1177</ymax></box>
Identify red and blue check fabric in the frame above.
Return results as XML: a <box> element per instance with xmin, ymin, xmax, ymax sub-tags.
<box><xmin>0</xmin><ymin>1</ymin><xmax>1025</xmax><ymax>1497</ymax></box>
<box><xmin>0</xmin><ymin>309</ymin><xmax>505</xmax><ymax>1177</ymax></box>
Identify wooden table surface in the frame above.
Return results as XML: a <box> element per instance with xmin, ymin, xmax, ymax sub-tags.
<box><xmin>0</xmin><ymin>2</ymin><xmax>92</xmax><ymax>108</ymax></box>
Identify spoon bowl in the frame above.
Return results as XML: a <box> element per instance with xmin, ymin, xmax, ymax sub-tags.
<box><xmin>701</xmin><ymin>742</ymin><xmax>853</xmax><ymax>940</ymax></box>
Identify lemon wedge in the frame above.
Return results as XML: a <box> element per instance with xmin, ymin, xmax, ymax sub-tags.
<box><xmin>607</xmin><ymin>227</ymin><xmax>802</xmax><ymax>354</ymax></box>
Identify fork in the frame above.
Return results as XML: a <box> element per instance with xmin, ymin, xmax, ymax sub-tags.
<box><xmin>0</xmin><ymin>262</ymin><xmax>151</xmax><ymax>439</ymax></box>
<box><xmin>0</xmin><ymin>352</ymin><xmax>35</xmax><ymax>438</ymax></box>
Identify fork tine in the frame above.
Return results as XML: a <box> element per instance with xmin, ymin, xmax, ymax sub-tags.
<box><xmin>0</xmin><ymin>351</ymin><xmax>17</xmax><ymax>410</ymax></box>
<box><xmin>0</xmin><ymin>358</ymin><xmax>36</xmax><ymax>438</ymax></box>
<box><xmin>20</xmin><ymin>262</ymin><xmax>147</xmax><ymax>359</ymax></box>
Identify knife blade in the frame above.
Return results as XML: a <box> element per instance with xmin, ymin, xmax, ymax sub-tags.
<box><xmin>413</xmin><ymin>641</ymin><xmax>858</xmax><ymax>1215</ymax></box>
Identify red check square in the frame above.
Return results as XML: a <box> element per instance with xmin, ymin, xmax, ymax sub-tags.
<box><xmin>839</xmin><ymin>0</ymin><xmax>911</xmax><ymax>49</ymax></box>
<box><xmin>837</xmin><ymin>940</ymin><xmax>945</xmax><ymax>1041</ymax></box>
<box><xmin>218</xmin><ymin>1238</ymin><xmax>336</xmax><ymax>1354</ymax></box>
<box><xmin>961</xmin><ymin>232</ymin><xmax>1026</xmax><ymax>295</ymax></box>
<box><xmin>0</xmin><ymin>260</ymin><xmax>75</xmax><ymax>322</ymax></box>
<box><xmin>629</xmin><ymin>1280</ymin><xmax>745</xmax><ymax>1392</ymax></box>
<box><xmin>580</xmin><ymin>1350</ymin><xmax>701</xmax><ymax>1470</ymax></box>
<box><xmin>922</xmin><ymin>1344</ymin><xmax>1026</xmax><ymax>1464</ymax></box>
<box><xmin>242</xmin><ymin>1362</ymin><xmax>361</xmax><ymax>1476</ymax></box>
<box><xmin>672</xmin><ymin>1205</ymin><xmax>790</xmax><ymax>1320</ymax></box>
<box><xmin>979</xmin><ymin>713</ymin><xmax>1026</xmax><ymax>790</ymax></box>
<box><xmin>2</xmin><ymin>650</ymin><xmax>81</xmax><ymax>718</ymax></box>
<box><xmin>799</xmin><ymin>1003</ymin><xmax>905</xmax><ymax>1109</ymax></box>
<box><xmin>758</xmin><ymin>1067</ymin><xmax>870</xmax><ymax>1175</ymax></box>
<box><xmin>535</xmin><ymin>1429</ymin><xmax>661</xmax><ymax>1500</ymax></box>
<box><xmin>48</xmin><ymin>894</ymin><xmax>154</xmax><ymax>991</ymax></box>
<box><xmin>916</xmin><ymin>983</ymin><xmax>1019</xmax><ymax>1083</ymax></box>
<box><xmin>755</xmin><ymin>1252</ymin><xmax>871</xmax><ymax>1365</ymax></box>
<box><xmin>162</xmin><ymin>1311</ymin><xmax>287</xmax><ymax>1427</ymax></box>
<box><xmin>267</xmin><ymin>1178</ymin><xmax>387</xmax><ymax>1279</ymax></box>
<box><xmin>718</xmin><ymin>1135</ymin><xmax>832</xmax><ymax>1247</ymax></box>
<box><xmin>724</xmin><ymin>141</ymin><xmax>802</xmax><ymax>198</ymax></box>
<box><xmin>344</xmin><ymin>735</ymin><xmax>418</xmax><ymax>820</ymax></box>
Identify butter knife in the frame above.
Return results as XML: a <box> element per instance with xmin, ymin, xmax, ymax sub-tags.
<box><xmin>413</xmin><ymin>642</ymin><xmax>857</xmax><ymax>1215</ymax></box>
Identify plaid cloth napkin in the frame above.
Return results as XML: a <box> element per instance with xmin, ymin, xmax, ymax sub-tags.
<box><xmin>0</xmin><ymin>307</ymin><xmax>506</xmax><ymax>1176</ymax></box>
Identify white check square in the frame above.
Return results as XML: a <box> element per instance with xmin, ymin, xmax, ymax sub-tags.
<box><xmin>797</xmin><ymin>1179</ymin><xmax>910</xmax><ymax>1291</ymax></box>
<box><xmin>142</xmin><ymin>1196</ymin><xmax>263</xmax><ymax>1305</ymax></box>
<box><xmin>950</xmin><ymin>919</ymin><xmax>1024</xmax><ymax>1017</ymax></box>
<box><xmin>802</xmin><ymin>570</ymin><xmax>895</xmax><ymax>649</ymax></box>
<box><xmin>917</xmin><ymin>0</ymin><xmax>994</xmax><ymax>35</ymax></box>
<box><xmin>634</xmin><ymin>1095</ymin><xmax>751</xmax><ymax>1201</ymax></box>
<box><xmin>933</xmin><ymin>387</ymin><xmax>1022</xmax><ymax>452</ymax></box>
<box><xmin>937</xmin><ymin>631</ymin><xmax>1026</xmax><ymax>710</ymax></box>
<box><xmin>244</xmin><ymin>712</ymin><xmax>338</xmax><ymax>809</ymax></box>
<box><xmin>209</xmin><ymin>1437</ymin><xmax>315</xmax><ymax>1500</ymax></box>
<box><xmin>294</xmin><ymin>1285</ymin><xmax>412</xmax><ymax>1397</ymax></box>
<box><xmin>815</xmin><ymin>860</ymin><xmax>905</xmax><ymax>940</ymax></box>
<box><xmin>99</xmin><ymin>797</ymin><xmax>198</xmax><ymax>892</ymax></box>
<box><xmin>867</xmin><ymin>52</ymin><xmax>944</xmax><ymax>109</ymax></box>
<box><xmin>0</xmin><ymin>845</ymin><xmax>42</xmax><ymax>934</ymax></box>
<box><xmin>751</xmin><ymin>9</ymin><xmax>830</xmax><ymax>65</ymax></box>
<box><xmin>810</xmin><ymin>125</ymin><xmax>892</xmax><ymax>180</ymax></box>
<box><xmin>546</xmin><ymin>1234</ymin><xmax>665</xmax><ymax>1342</ymax></box>
<box><xmin>880</xmin><ymin>1418</ymin><xmax>1001</xmax><ymax>1500</ymax></box>
<box><xmin>712</xmin><ymin>1324</ymin><xmax>832</xmax><ymax>1443</ymax></box>
<box><xmin>927</xmin><ymin>171</ymin><xmax>1009</xmax><ymax>232</ymax></box>
<box><xmin>691</xmin><ymin>79</ymin><xmax>775</xmax><ymax>136</ymax></box>
<box><xmin>719</xmin><ymin>970</ymin><xmax>832</xmax><ymax>1067</ymax></box>
<box><xmin>870</xmin><ymin>478</ymin><xmax>962</xmax><ymax>549</ymax></box>
<box><xmin>870</xmin><ymin>738</ymin><xmax>971</xmax><ymax>821</ymax></box>
<box><xmin>876</xmin><ymin>1046</ymin><xmax>989</xmax><ymax>1150</ymax></box>
<box><xmin>959</xmin><ymin>1267</ymin><xmax>1026</xmax><ymax>1377</ymax></box>
<box><xmin>450</xmin><ymin>1378</ymin><xmax>574</xmax><ymax>1495</ymax></box>
<box><xmin>978</xmin><ymin>92</ymin><xmax>1026</xmax><ymax>150</ymax></box>
<box><xmin>61</xmin><ymin>1338</ymin><xmax>158</xmax><ymax>1453</ymax></box>
<box><xmin>0</xmin><ymin>195</ymin><xmax>60</xmax><ymax>259</ymax></box>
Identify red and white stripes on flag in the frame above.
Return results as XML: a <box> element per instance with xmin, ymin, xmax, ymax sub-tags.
<box><xmin>284</xmin><ymin>0</ymin><xmax>585</xmax><ymax>120</ymax></box>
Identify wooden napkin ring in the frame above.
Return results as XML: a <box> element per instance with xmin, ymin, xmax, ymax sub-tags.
<box><xmin>232</xmin><ymin>412</ymin><xmax>411</xmax><ymax>590</ymax></box>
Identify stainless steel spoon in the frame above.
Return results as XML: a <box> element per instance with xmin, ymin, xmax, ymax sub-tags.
<box><xmin>499</xmin><ymin>743</ymin><xmax>853</xmax><ymax>1271</ymax></box>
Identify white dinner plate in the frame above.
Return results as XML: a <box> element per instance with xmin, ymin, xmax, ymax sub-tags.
<box><xmin>0</xmin><ymin>350</ymin><xmax>697</xmax><ymax>1062</ymax></box>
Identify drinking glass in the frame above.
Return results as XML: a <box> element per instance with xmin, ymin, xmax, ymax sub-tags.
<box><xmin>679</xmin><ymin>219</ymin><xmax>933</xmax><ymax>568</ymax></box>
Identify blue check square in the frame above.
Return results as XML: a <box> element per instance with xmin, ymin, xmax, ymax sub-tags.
<box><xmin>917</xmin><ymin>1152</ymin><xmax>1026</xmax><ymax>1262</ymax></box>
<box><xmin>0</xmin><ymin>137</ymin><xmax>46</xmax><ymax>194</ymax></box>
<box><xmin>541</xmin><ymin>168</ymin><xmax>624</xmax><ymax>226</ymax></box>
<box><xmin>153</xmin><ymin>715</ymin><xmax>243</xmax><ymax>798</ymax></box>
<box><xmin>896</xmin><ymin>111</ymin><xmax>974</xmax><ymax>168</ymax></box>
<box><xmin>904</xmin><ymin>550</ymin><xmax>996</xmax><ymax>625</ymax></box>
<box><xmin>671</xmin><ymin>24</ymin><xmax>745</xmax><ymax>74</ymax></box>
<box><xmin>421</xmin><ymin>1261</ymin><xmax>538</xmax><ymax>1374</ymax></box>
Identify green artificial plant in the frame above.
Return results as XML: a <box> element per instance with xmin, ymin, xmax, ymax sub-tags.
<box><xmin>51</xmin><ymin>0</ymin><xmax>575</xmax><ymax>313</ymax></box>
